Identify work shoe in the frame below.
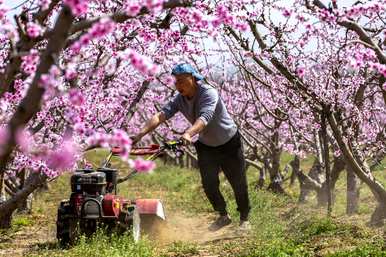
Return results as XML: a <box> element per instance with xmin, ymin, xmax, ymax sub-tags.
<box><xmin>237</xmin><ymin>220</ymin><xmax>251</xmax><ymax>233</ymax></box>
<box><xmin>208</xmin><ymin>214</ymin><xmax>232</xmax><ymax>231</ymax></box>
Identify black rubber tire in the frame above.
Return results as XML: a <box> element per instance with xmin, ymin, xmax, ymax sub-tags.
<box><xmin>57</xmin><ymin>201</ymin><xmax>78</xmax><ymax>246</ymax></box>
<box><xmin>80</xmin><ymin>219</ymin><xmax>97</xmax><ymax>237</ymax></box>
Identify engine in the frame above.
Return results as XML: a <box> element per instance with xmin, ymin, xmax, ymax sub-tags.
<box><xmin>69</xmin><ymin>168</ymin><xmax>125</xmax><ymax>219</ymax></box>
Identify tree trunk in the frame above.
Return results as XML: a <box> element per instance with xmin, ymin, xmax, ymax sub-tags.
<box><xmin>256</xmin><ymin>167</ymin><xmax>265</xmax><ymax>190</ymax></box>
<box><xmin>346</xmin><ymin>166</ymin><xmax>360</xmax><ymax>215</ymax></box>
<box><xmin>328</xmin><ymin>113</ymin><xmax>386</xmax><ymax>226</ymax></box>
<box><xmin>297</xmin><ymin>159</ymin><xmax>322</xmax><ymax>203</ymax></box>
<box><xmin>292</xmin><ymin>155</ymin><xmax>344</xmax><ymax>208</ymax></box>
<box><xmin>317</xmin><ymin>184</ymin><xmax>329</xmax><ymax>207</ymax></box>
<box><xmin>330</xmin><ymin>156</ymin><xmax>345</xmax><ymax>195</ymax></box>
<box><xmin>17</xmin><ymin>193</ymin><xmax>33</xmax><ymax>214</ymax></box>
<box><xmin>320</xmin><ymin>111</ymin><xmax>332</xmax><ymax>215</ymax></box>
<box><xmin>290</xmin><ymin>155</ymin><xmax>312</xmax><ymax>203</ymax></box>
<box><xmin>289</xmin><ymin>166</ymin><xmax>297</xmax><ymax>186</ymax></box>
<box><xmin>370</xmin><ymin>202</ymin><xmax>386</xmax><ymax>227</ymax></box>
<box><xmin>0</xmin><ymin>172</ymin><xmax>47</xmax><ymax>229</ymax></box>
<box><xmin>267</xmin><ymin>173</ymin><xmax>285</xmax><ymax>194</ymax></box>
<box><xmin>0</xmin><ymin>210</ymin><xmax>12</xmax><ymax>229</ymax></box>
<box><xmin>0</xmin><ymin>172</ymin><xmax>5</xmax><ymax>204</ymax></box>
<box><xmin>267</xmin><ymin>131</ymin><xmax>285</xmax><ymax>194</ymax></box>
<box><xmin>178</xmin><ymin>155</ymin><xmax>184</xmax><ymax>168</ymax></box>
<box><xmin>16</xmin><ymin>169</ymin><xmax>33</xmax><ymax>214</ymax></box>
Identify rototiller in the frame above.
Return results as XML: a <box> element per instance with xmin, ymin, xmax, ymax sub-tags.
<box><xmin>56</xmin><ymin>140</ymin><xmax>184</xmax><ymax>245</ymax></box>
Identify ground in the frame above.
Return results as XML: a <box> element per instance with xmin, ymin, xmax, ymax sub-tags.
<box><xmin>1</xmin><ymin>149</ymin><xmax>386</xmax><ymax>257</ymax></box>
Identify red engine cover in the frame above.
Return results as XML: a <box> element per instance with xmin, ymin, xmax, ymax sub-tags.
<box><xmin>102</xmin><ymin>194</ymin><xmax>122</xmax><ymax>217</ymax></box>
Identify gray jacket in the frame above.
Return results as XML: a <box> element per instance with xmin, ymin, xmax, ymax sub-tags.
<box><xmin>161</xmin><ymin>83</ymin><xmax>237</xmax><ymax>147</ymax></box>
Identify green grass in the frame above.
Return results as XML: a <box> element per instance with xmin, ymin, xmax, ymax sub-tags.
<box><xmin>3</xmin><ymin>149</ymin><xmax>382</xmax><ymax>257</ymax></box>
<box><xmin>29</xmin><ymin>229</ymin><xmax>154</xmax><ymax>257</ymax></box>
<box><xmin>12</xmin><ymin>215</ymin><xmax>33</xmax><ymax>228</ymax></box>
<box><xmin>328</xmin><ymin>244</ymin><xmax>386</xmax><ymax>257</ymax></box>
<box><xmin>160</xmin><ymin>241</ymin><xmax>199</xmax><ymax>257</ymax></box>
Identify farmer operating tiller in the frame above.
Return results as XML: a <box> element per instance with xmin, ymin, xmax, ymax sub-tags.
<box><xmin>132</xmin><ymin>63</ymin><xmax>251</xmax><ymax>231</ymax></box>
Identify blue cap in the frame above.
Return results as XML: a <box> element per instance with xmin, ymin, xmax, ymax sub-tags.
<box><xmin>171</xmin><ymin>63</ymin><xmax>204</xmax><ymax>81</ymax></box>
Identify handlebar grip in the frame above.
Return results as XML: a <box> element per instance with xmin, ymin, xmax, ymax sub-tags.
<box><xmin>164</xmin><ymin>139</ymin><xmax>185</xmax><ymax>148</ymax></box>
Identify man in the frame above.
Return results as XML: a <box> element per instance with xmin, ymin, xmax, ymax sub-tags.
<box><xmin>131</xmin><ymin>63</ymin><xmax>250</xmax><ymax>231</ymax></box>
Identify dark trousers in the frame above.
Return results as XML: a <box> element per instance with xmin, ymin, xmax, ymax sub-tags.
<box><xmin>194</xmin><ymin>131</ymin><xmax>250</xmax><ymax>221</ymax></box>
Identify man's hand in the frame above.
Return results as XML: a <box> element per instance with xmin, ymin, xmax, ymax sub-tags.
<box><xmin>181</xmin><ymin>132</ymin><xmax>193</xmax><ymax>145</ymax></box>
<box><xmin>181</xmin><ymin>118</ymin><xmax>206</xmax><ymax>145</ymax></box>
<box><xmin>130</xmin><ymin>112</ymin><xmax>166</xmax><ymax>147</ymax></box>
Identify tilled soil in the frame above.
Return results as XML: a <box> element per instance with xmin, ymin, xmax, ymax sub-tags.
<box><xmin>0</xmin><ymin>210</ymin><xmax>243</xmax><ymax>257</ymax></box>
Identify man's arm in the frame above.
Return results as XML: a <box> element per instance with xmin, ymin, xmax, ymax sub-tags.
<box><xmin>132</xmin><ymin>112</ymin><xmax>166</xmax><ymax>144</ymax></box>
<box><xmin>182</xmin><ymin>87</ymin><xmax>218</xmax><ymax>144</ymax></box>
<box><xmin>182</xmin><ymin>118</ymin><xmax>206</xmax><ymax>143</ymax></box>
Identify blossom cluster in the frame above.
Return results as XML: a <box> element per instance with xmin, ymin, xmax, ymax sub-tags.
<box><xmin>124</xmin><ymin>0</ymin><xmax>165</xmax><ymax>16</ymax></box>
<box><xmin>64</xmin><ymin>0</ymin><xmax>89</xmax><ymax>16</ymax></box>
<box><xmin>26</xmin><ymin>22</ymin><xmax>42</xmax><ymax>38</ymax></box>
<box><xmin>213</xmin><ymin>5</ymin><xmax>248</xmax><ymax>31</ymax></box>
<box><xmin>39</xmin><ymin>65</ymin><xmax>61</xmax><ymax>90</ymax></box>
<box><xmin>119</xmin><ymin>49</ymin><xmax>159</xmax><ymax>77</ymax></box>
<box><xmin>39</xmin><ymin>0</ymin><xmax>50</xmax><ymax>11</ymax></box>
<box><xmin>70</xmin><ymin>18</ymin><xmax>115</xmax><ymax>55</ymax></box>
<box><xmin>21</xmin><ymin>49</ymin><xmax>40</xmax><ymax>75</ymax></box>
<box><xmin>86</xmin><ymin>129</ymin><xmax>155</xmax><ymax>173</ymax></box>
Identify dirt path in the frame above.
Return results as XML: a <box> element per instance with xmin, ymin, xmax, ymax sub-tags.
<box><xmin>144</xmin><ymin>211</ymin><xmax>242</xmax><ymax>245</ymax></box>
<box><xmin>0</xmin><ymin>210</ymin><xmax>243</xmax><ymax>257</ymax></box>
<box><xmin>0</xmin><ymin>216</ymin><xmax>56</xmax><ymax>257</ymax></box>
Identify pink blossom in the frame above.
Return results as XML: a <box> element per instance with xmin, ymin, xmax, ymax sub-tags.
<box><xmin>236</xmin><ymin>22</ymin><xmax>248</xmax><ymax>32</ymax></box>
<box><xmin>86</xmin><ymin>130</ymin><xmax>132</xmax><ymax>154</ymax></box>
<box><xmin>318</xmin><ymin>8</ymin><xmax>337</xmax><ymax>23</ymax></box>
<box><xmin>26</xmin><ymin>22</ymin><xmax>42</xmax><ymax>38</ymax></box>
<box><xmin>110</xmin><ymin>129</ymin><xmax>132</xmax><ymax>148</ymax></box>
<box><xmin>296</xmin><ymin>14</ymin><xmax>306</xmax><ymax>22</ymax></box>
<box><xmin>70</xmin><ymin>18</ymin><xmax>115</xmax><ymax>55</ymax></box>
<box><xmin>0</xmin><ymin>7</ymin><xmax>8</xmax><ymax>20</ymax></box>
<box><xmin>64</xmin><ymin>0</ymin><xmax>89</xmax><ymax>16</ymax></box>
<box><xmin>282</xmin><ymin>9</ymin><xmax>292</xmax><ymax>17</ymax></box>
<box><xmin>372</xmin><ymin>63</ymin><xmax>386</xmax><ymax>77</ymax></box>
<box><xmin>65</xmin><ymin>64</ymin><xmax>77</xmax><ymax>80</ymax></box>
<box><xmin>21</xmin><ymin>49</ymin><xmax>39</xmax><ymax>75</ymax></box>
<box><xmin>129</xmin><ymin>158</ymin><xmax>156</xmax><ymax>173</ymax></box>
<box><xmin>89</xmin><ymin>18</ymin><xmax>115</xmax><ymax>38</ymax></box>
<box><xmin>296</xmin><ymin>67</ymin><xmax>305</xmax><ymax>77</ymax></box>
<box><xmin>45</xmin><ymin>140</ymin><xmax>78</xmax><ymax>172</ymax></box>
<box><xmin>68</xmin><ymin>89</ymin><xmax>85</xmax><ymax>106</ymax></box>
<box><xmin>145</xmin><ymin>0</ymin><xmax>164</xmax><ymax>12</ymax></box>
<box><xmin>211</xmin><ymin>18</ymin><xmax>222</xmax><ymax>28</ymax></box>
<box><xmin>162</xmin><ymin>75</ymin><xmax>175</xmax><ymax>85</ymax></box>
<box><xmin>191</xmin><ymin>10</ymin><xmax>203</xmax><ymax>23</ymax></box>
<box><xmin>121</xmin><ymin>49</ymin><xmax>159</xmax><ymax>77</ymax></box>
<box><xmin>16</xmin><ymin>129</ymin><xmax>33</xmax><ymax>153</ymax></box>
<box><xmin>39</xmin><ymin>0</ymin><xmax>50</xmax><ymax>10</ymax></box>
<box><xmin>74</xmin><ymin>122</ymin><xmax>86</xmax><ymax>134</ymax></box>
<box><xmin>39</xmin><ymin>65</ymin><xmax>61</xmax><ymax>89</ymax></box>
<box><xmin>125</xmin><ymin>3</ymin><xmax>141</xmax><ymax>16</ymax></box>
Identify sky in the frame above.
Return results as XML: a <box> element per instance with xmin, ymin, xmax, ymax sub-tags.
<box><xmin>4</xmin><ymin>0</ymin><xmax>25</xmax><ymax>19</ymax></box>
